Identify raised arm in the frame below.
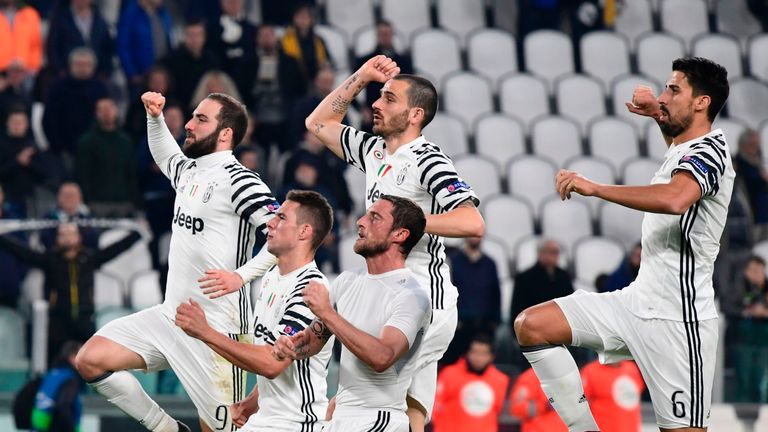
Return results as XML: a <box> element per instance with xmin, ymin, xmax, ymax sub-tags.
<box><xmin>142</xmin><ymin>92</ymin><xmax>192</xmax><ymax>188</ymax></box>
<box><xmin>305</xmin><ymin>55</ymin><xmax>400</xmax><ymax>159</ymax></box>
<box><xmin>625</xmin><ymin>85</ymin><xmax>673</xmax><ymax>147</ymax></box>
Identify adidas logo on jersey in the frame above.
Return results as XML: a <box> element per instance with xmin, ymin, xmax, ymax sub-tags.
<box><xmin>173</xmin><ymin>207</ymin><xmax>205</xmax><ymax>235</ymax></box>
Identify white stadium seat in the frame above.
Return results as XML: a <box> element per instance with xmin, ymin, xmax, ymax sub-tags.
<box><xmin>748</xmin><ymin>34</ymin><xmax>768</xmax><ymax>82</ymax></box>
<box><xmin>515</xmin><ymin>235</ymin><xmax>569</xmax><ymax>273</ymax></box>
<box><xmin>467</xmin><ymin>29</ymin><xmax>518</xmax><ymax>86</ymax></box>
<box><xmin>636</xmin><ymin>32</ymin><xmax>686</xmax><ymax>88</ymax></box>
<box><xmin>475</xmin><ymin>114</ymin><xmax>526</xmax><ymax>169</ymax></box>
<box><xmin>129</xmin><ymin>270</ymin><xmax>163</xmax><ymax>310</ymax></box>
<box><xmin>573</xmin><ymin>236</ymin><xmax>626</xmax><ymax>287</ymax></box>
<box><xmin>315</xmin><ymin>25</ymin><xmax>350</xmax><ymax>71</ymax></box>
<box><xmin>599</xmin><ymin>202</ymin><xmax>645</xmax><ymax>249</ymax></box>
<box><xmin>422</xmin><ymin>113</ymin><xmax>469</xmax><ymax>158</ymax></box>
<box><xmin>94</xmin><ymin>271</ymin><xmax>125</xmax><ymax>310</ymax></box>
<box><xmin>411</xmin><ymin>29</ymin><xmax>462</xmax><ymax>88</ymax></box>
<box><xmin>580</xmin><ymin>31</ymin><xmax>631</xmax><ymax>88</ymax></box>
<box><xmin>507</xmin><ymin>155</ymin><xmax>559</xmax><ymax>219</ymax></box>
<box><xmin>555</xmin><ymin>74</ymin><xmax>606</xmax><ymax>135</ymax></box>
<box><xmin>482</xmin><ymin>194</ymin><xmax>535</xmax><ymax>260</ymax></box>
<box><xmin>382</xmin><ymin>0</ymin><xmax>431</xmax><ymax>42</ymax></box>
<box><xmin>326</xmin><ymin>0</ymin><xmax>374</xmax><ymax>40</ymax></box>
<box><xmin>692</xmin><ymin>33</ymin><xmax>743</xmax><ymax>80</ymax></box>
<box><xmin>499</xmin><ymin>73</ymin><xmax>550</xmax><ymax>131</ymax></box>
<box><xmin>589</xmin><ymin>117</ymin><xmax>640</xmax><ymax>171</ymax></box>
<box><xmin>540</xmin><ymin>197</ymin><xmax>594</xmax><ymax>253</ymax></box>
<box><xmin>615</xmin><ymin>0</ymin><xmax>653</xmax><ymax>49</ymax></box>
<box><xmin>622</xmin><ymin>157</ymin><xmax>661</xmax><ymax>186</ymax></box>
<box><xmin>436</xmin><ymin>0</ymin><xmax>486</xmax><ymax>45</ymax></box>
<box><xmin>99</xmin><ymin>228</ymin><xmax>152</xmax><ymax>288</ymax></box>
<box><xmin>728</xmin><ymin>78</ymin><xmax>768</xmax><ymax>129</ymax></box>
<box><xmin>612</xmin><ymin>74</ymin><xmax>661</xmax><ymax>134</ymax></box>
<box><xmin>523</xmin><ymin>30</ymin><xmax>575</xmax><ymax>90</ymax></box>
<box><xmin>660</xmin><ymin>0</ymin><xmax>709</xmax><ymax>50</ymax></box>
<box><xmin>565</xmin><ymin>156</ymin><xmax>617</xmax><ymax>215</ymax></box>
<box><xmin>530</xmin><ymin>116</ymin><xmax>583</xmax><ymax>167</ymax></box>
<box><xmin>442</xmin><ymin>72</ymin><xmax>494</xmax><ymax>127</ymax></box>
<box><xmin>452</xmin><ymin>154</ymin><xmax>502</xmax><ymax>204</ymax></box>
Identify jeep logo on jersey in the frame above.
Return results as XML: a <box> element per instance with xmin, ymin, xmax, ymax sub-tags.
<box><xmin>173</xmin><ymin>207</ymin><xmax>205</xmax><ymax>234</ymax></box>
<box><xmin>254</xmin><ymin>322</ymin><xmax>270</xmax><ymax>339</ymax></box>
<box><xmin>367</xmin><ymin>182</ymin><xmax>382</xmax><ymax>202</ymax></box>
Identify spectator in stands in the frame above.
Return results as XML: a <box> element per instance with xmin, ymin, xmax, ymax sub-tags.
<box><xmin>189</xmin><ymin>69</ymin><xmax>242</xmax><ymax>112</ymax></box>
<box><xmin>511</xmin><ymin>239</ymin><xmax>573</xmax><ymax>327</ymax></box>
<box><xmin>235</xmin><ymin>144</ymin><xmax>263</xmax><ymax>173</ymax></box>
<box><xmin>42</xmin><ymin>47</ymin><xmax>108</xmax><ymax>165</ymax></box>
<box><xmin>46</xmin><ymin>0</ymin><xmax>113</xmax><ymax>80</ymax></box>
<box><xmin>355</xmin><ymin>20</ymin><xmax>413</xmax><ymax>131</ymax></box>
<box><xmin>518</xmin><ymin>0</ymin><xmax>561</xmax><ymax>38</ymax></box>
<box><xmin>509</xmin><ymin>366</ymin><xmax>568</xmax><ymax>432</ymax></box>
<box><xmin>432</xmin><ymin>334</ymin><xmax>509</xmax><ymax>432</ymax></box>
<box><xmin>0</xmin><ymin>222</ymin><xmax>142</xmax><ymax>362</ymax></box>
<box><xmin>281</xmin><ymin>2</ymin><xmax>329</xmax><ymax>87</ymax></box>
<box><xmin>602</xmin><ymin>242</ymin><xmax>641</xmax><ymax>292</ymax></box>
<box><xmin>75</xmin><ymin>97</ymin><xmax>138</xmax><ymax>218</ymax></box>
<box><xmin>0</xmin><ymin>107</ymin><xmax>47</xmax><ymax>216</ymax></box>
<box><xmin>0</xmin><ymin>60</ymin><xmax>33</xmax><ymax>126</ymax></box>
<box><xmin>116</xmin><ymin>0</ymin><xmax>172</xmax><ymax>93</ymax></box>
<box><xmin>125</xmin><ymin>65</ymin><xmax>172</xmax><ymax>143</ymax></box>
<box><xmin>721</xmin><ymin>255</ymin><xmax>768</xmax><ymax>402</ymax></box>
<box><xmin>160</xmin><ymin>19</ymin><xmax>219</xmax><ymax>110</ymax></box>
<box><xmin>206</xmin><ymin>0</ymin><xmax>256</xmax><ymax>99</ymax></box>
<box><xmin>733</xmin><ymin>129</ymin><xmax>768</xmax><ymax>242</ymax></box>
<box><xmin>581</xmin><ymin>360</ymin><xmax>644</xmax><ymax>432</ymax></box>
<box><xmin>31</xmin><ymin>341</ymin><xmax>85</xmax><ymax>432</ymax></box>
<box><xmin>444</xmin><ymin>236</ymin><xmax>501</xmax><ymax>365</ymax></box>
<box><xmin>261</xmin><ymin>0</ymin><xmax>311</xmax><ymax>25</ymax></box>
<box><xmin>289</xmin><ymin>66</ymin><xmax>336</xmax><ymax>150</ymax></box>
<box><xmin>0</xmin><ymin>0</ymin><xmax>43</xmax><ymax>73</ymax></box>
<box><xmin>748</xmin><ymin>0</ymin><xmax>768</xmax><ymax>31</ymax></box>
<box><xmin>41</xmin><ymin>182</ymin><xmax>97</xmax><ymax>250</ymax></box>
<box><xmin>0</xmin><ymin>184</ymin><xmax>27</xmax><ymax>308</ymax></box>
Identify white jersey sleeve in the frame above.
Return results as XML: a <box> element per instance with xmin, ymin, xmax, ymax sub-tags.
<box><xmin>226</xmin><ymin>163</ymin><xmax>280</xmax><ymax>234</ymax></box>
<box><xmin>672</xmin><ymin>134</ymin><xmax>728</xmax><ymax>197</ymax></box>
<box><xmin>385</xmin><ymin>278</ymin><xmax>432</xmax><ymax>348</ymax></box>
<box><xmin>413</xmin><ymin>144</ymin><xmax>480</xmax><ymax>210</ymax></box>
<box><xmin>147</xmin><ymin>114</ymin><xmax>194</xmax><ymax>190</ymax></box>
<box><xmin>340</xmin><ymin>126</ymin><xmax>380</xmax><ymax>173</ymax></box>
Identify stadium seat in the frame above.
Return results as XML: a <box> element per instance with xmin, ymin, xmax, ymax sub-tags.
<box><xmin>523</xmin><ymin>30</ymin><xmax>575</xmax><ymax>90</ymax></box>
<box><xmin>382</xmin><ymin>0</ymin><xmax>431</xmax><ymax>42</ymax></box>
<box><xmin>565</xmin><ymin>156</ymin><xmax>617</xmax><ymax>215</ymax></box>
<box><xmin>467</xmin><ymin>28</ymin><xmax>518</xmax><ymax>86</ymax></box>
<box><xmin>573</xmin><ymin>236</ymin><xmax>626</xmax><ymax>288</ymax></box>
<box><xmin>94</xmin><ymin>270</ymin><xmax>125</xmax><ymax>310</ymax></box>
<box><xmin>422</xmin><ymin>112</ymin><xmax>469</xmax><ymax>157</ymax></box>
<box><xmin>645</xmin><ymin>122</ymin><xmax>670</xmax><ymax>160</ymax></box>
<box><xmin>611</xmin><ymin>74</ymin><xmax>662</xmax><ymax>134</ymax></box>
<box><xmin>636</xmin><ymin>32</ymin><xmax>686</xmax><ymax>88</ymax></box>
<box><xmin>339</xmin><ymin>233</ymin><xmax>366</xmax><ymax>272</ymax></box>
<box><xmin>326</xmin><ymin>0</ymin><xmax>374</xmax><ymax>40</ymax></box>
<box><xmin>580</xmin><ymin>31</ymin><xmax>631</xmax><ymax>88</ymax></box>
<box><xmin>622</xmin><ymin>157</ymin><xmax>661</xmax><ymax>186</ymax></box>
<box><xmin>315</xmin><ymin>25</ymin><xmax>350</xmax><ymax>71</ymax></box>
<box><xmin>515</xmin><ymin>235</ymin><xmax>569</xmax><ymax>273</ymax></box>
<box><xmin>442</xmin><ymin>71</ymin><xmax>494</xmax><ymax>127</ymax></box>
<box><xmin>0</xmin><ymin>306</ymin><xmax>26</xmax><ymax>361</ymax></box>
<box><xmin>436</xmin><ymin>0</ymin><xmax>486</xmax><ymax>45</ymax></box>
<box><xmin>716</xmin><ymin>0</ymin><xmax>763</xmax><ymax>48</ymax></box>
<box><xmin>411</xmin><ymin>29</ymin><xmax>462</xmax><ymax>88</ymax></box>
<box><xmin>353</xmin><ymin>26</ymin><xmax>407</xmax><ymax>58</ymax></box>
<box><xmin>507</xmin><ymin>155</ymin><xmax>559</xmax><ymax>219</ymax></box>
<box><xmin>614</xmin><ymin>0</ymin><xmax>653</xmax><ymax>49</ymax></box>
<box><xmin>479</xmin><ymin>234</ymin><xmax>511</xmax><ymax>281</ymax></box>
<box><xmin>475</xmin><ymin>114</ymin><xmax>526</xmax><ymax>169</ymax></box>
<box><xmin>129</xmin><ymin>270</ymin><xmax>163</xmax><ymax>310</ymax></box>
<box><xmin>588</xmin><ymin>117</ymin><xmax>640</xmax><ymax>171</ymax></box>
<box><xmin>530</xmin><ymin>116</ymin><xmax>583</xmax><ymax>167</ymax></box>
<box><xmin>748</xmin><ymin>33</ymin><xmax>768</xmax><ymax>82</ymax></box>
<box><xmin>711</xmin><ymin>118</ymin><xmax>748</xmax><ymax>156</ymax></box>
<box><xmin>452</xmin><ymin>155</ymin><xmax>501</xmax><ymax>204</ymax></box>
<box><xmin>728</xmin><ymin>78</ymin><xmax>768</xmax><ymax>129</ymax></box>
<box><xmin>95</xmin><ymin>306</ymin><xmax>133</xmax><ymax>330</ymax></box>
<box><xmin>692</xmin><ymin>33</ymin><xmax>743</xmax><ymax>80</ymax></box>
<box><xmin>599</xmin><ymin>202</ymin><xmax>644</xmax><ymax>249</ymax></box>
<box><xmin>660</xmin><ymin>0</ymin><xmax>710</xmax><ymax>50</ymax></box>
<box><xmin>499</xmin><ymin>279</ymin><xmax>514</xmax><ymax>323</ymax></box>
<box><xmin>555</xmin><ymin>74</ymin><xmax>607</xmax><ymax>135</ymax></box>
<box><xmin>482</xmin><ymin>195</ymin><xmax>535</xmax><ymax>260</ymax></box>
<box><xmin>98</xmin><ymin>228</ymin><xmax>152</xmax><ymax>288</ymax></box>
<box><xmin>20</xmin><ymin>268</ymin><xmax>44</xmax><ymax>307</ymax></box>
<box><xmin>499</xmin><ymin>73</ymin><xmax>550</xmax><ymax>131</ymax></box>
<box><xmin>540</xmin><ymin>197</ymin><xmax>593</xmax><ymax>253</ymax></box>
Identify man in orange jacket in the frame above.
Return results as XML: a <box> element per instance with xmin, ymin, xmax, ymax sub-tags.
<box><xmin>432</xmin><ymin>334</ymin><xmax>509</xmax><ymax>432</ymax></box>
<box><xmin>581</xmin><ymin>360</ymin><xmax>645</xmax><ymax>432</ymax></box>
<box><xmin>0</xmin><ymin>0</ymin><xmax>42</xmax><ymax>72</ymax></box>
<box><xmin>510</xmin><ymin>367</ymin><xmax>568</xmax><ymax>432</ymax></box>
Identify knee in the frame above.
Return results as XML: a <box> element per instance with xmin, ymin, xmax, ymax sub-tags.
<box><xmin>513</xmin><ymin>308</ymin><xmax>544</xmax><ymax>346</ymax></box>
<box><xmin>74</xmin><ymin>341</ymin><xmax>104</xmax><ymax>381</ymax></box>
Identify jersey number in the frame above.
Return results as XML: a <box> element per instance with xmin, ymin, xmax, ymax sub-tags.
<box><xmin>671</xmin><ymin>391</ymin><xmax>686</xmax><ymax>418</ymax></box>
<box><xmin>215</xmin><ymin>404</ymin><xmax>228</xmax><ymax>430</ymax></box>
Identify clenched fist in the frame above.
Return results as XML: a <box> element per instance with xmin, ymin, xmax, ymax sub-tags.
<box><xmin>141</xmin><ymin>91</ymin><xmax>166</xmax><ymax>118</ymax></box>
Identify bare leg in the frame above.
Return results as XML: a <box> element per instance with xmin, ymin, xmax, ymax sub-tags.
<box><xmin>76</xmin><ymin>335</ymin><xmax>147</xmax><ymax>380</ymax></box>
<box><xmin>513</xmin><ymin>300</ymin><xmax>573</xmax><ymax>346</ymax></box>
<box><xmin>406</xmin><ymin>396</ymin><xmax>426</xmax><ymax>432</ymax></box>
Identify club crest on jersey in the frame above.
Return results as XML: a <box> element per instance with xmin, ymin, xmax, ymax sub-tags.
<box><xmin>377</xmin><ymin>164</ymin><xmax>393</xmax><ymax>178</ymax></box>
<box><xmin>202</xmin><ymin>182</ymin><xmax>216</xmax><ymax>203</ymax></box>
<box><xmin>373</xmin><ymin>149</ymin><xmax>384</xmax><ymax>160</ymax></box>
<box><xmin>447</xmin><ymin>180</ymin><xmax>470</xmax><ymax>193</ymax></box>
<box><xmin>396</xmin><ymin>163</ymin><xmax>410</xmax><ymax>185</ymax></box>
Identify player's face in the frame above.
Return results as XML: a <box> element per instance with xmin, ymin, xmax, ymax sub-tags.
<box><xmin>184</xmin><ymin>98</ymin><xmax>223</xmax><ymax>159</ymax></box>
<box><xmin>354</xmin><ymin>199</ymin><xmax>397</xmax><ymax>257</ymax></box>
<box><xmin>657</xmin><ymin>71</ymin><xmax>697</xmax><ymax>138</ymax></box>
<box><xmin>266</xmin><ymin>200</ymin><xmax>301</xmax><ymax>256</ymax></box>
<box><xmin>372</xmin><ymin>80</ymin><xmax>411</xmax><ymax>138</ymax></box>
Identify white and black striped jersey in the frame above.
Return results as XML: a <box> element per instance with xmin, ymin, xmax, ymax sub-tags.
<box><xmin>619</xmin><ymin>129</ymin><xmax>734</xmax><ymax>322</ymax></box>
<box><xmin>246</xmin><ymin>262</ymin><xmax>332</xmax><ymax>431</ymax></box>
<box><xmin>340</xmin><ymin>126</ymin><xmax>479</xmax><ymax>310</ymax></box>
<box><xmin>330</xmin><ymin>267</ymin><xmax>431</xmax><ymax>412</ymax></box>
<box><xmin>147</xmin><ymin>114</ymin><xmax>279</xmax><ymax>334</ymax></box>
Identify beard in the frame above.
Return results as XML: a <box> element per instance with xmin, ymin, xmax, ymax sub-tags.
<box><xmin>182</xmin><ymin>128</ymin><xmax>220</xmax><ymax>159</ymax></box>
<box><xmin>354</xmin><ymin>236</ymin><xmax>389</xmax><ymax>258</ymax></box>
<box><xmin>658</xmin><ymin>105</ymin><xmax>694</xmax><ymax>138</ymax></box>
<box><xmin>372</xmin><ymin>108</ymin><xmax>410</xmax><ymax>138</ymax></box>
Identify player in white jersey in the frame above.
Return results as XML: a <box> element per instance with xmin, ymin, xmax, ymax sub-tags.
<box><xmin>174</xmin><ymin>190</ymin><xmax>335</xmax><ymax>432</ymax></box>
<box><xmin>76</xmin><ymin>92</ymin><xmax>280</xmax><ymax>432</ymax></box>
<box><xmin>274</xmin><ymin>195</ymin><xmax>432</xmax><ymax>432</ymax></box>
<box><xmin>514</xmin><ymin>57</ymin><xmax>732</xmax><ymax>432</ymax></box>
<box><xmin>305</xmin><ymin>55</ymin><xmax>484</xmax><ymax>431</ymax></box>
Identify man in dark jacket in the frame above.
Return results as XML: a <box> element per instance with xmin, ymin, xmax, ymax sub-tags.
<box><xmin>0</xmin><ymin>108</ymin><xmax>47</xmax><ymax>216</ymax></box>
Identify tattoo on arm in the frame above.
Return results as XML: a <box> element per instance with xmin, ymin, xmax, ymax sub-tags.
<box><xmin>310</xmin><ymin>320</ymin><xmax>333</xmax><ymax>342</ymax></box>
<box><xmin>314</xmin><ymin>123</ymin><xmax>324</xmax><ymax>134</ymax></box>
<box><xmin>331</xmin><ymin>95</ymin><xmax>351</xmax><ymax>115</ymax></box>
<box><xmin>343</xmin><ymin>73</ymin><xmax>359</xmax><ymax>91</ymax></box>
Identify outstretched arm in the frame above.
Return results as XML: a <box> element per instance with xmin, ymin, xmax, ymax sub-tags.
<box><xmin>305</xmin><ymin>55</ymin><xmax>400</xmax><ymax>158</ymax></box>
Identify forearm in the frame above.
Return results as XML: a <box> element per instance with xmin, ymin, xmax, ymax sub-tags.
<box><xmin>147</xmin><ymin>113</ymin><xmax>183</xmax><ymax>165</ymax></box>
<box><xmin>235</xmin><ymin>243</ymin><xmax>278</xmax><ymax>283</ymax></box>
<box><xmin>240</xmin><ymin>385</ymin><xmax>260</xmax><ymax>412</ymax></box>
<box><xmin>201</xmin><ymin>329</ymin><xmax>287</xmax><ymax>378</ymax></box>
<box><xmin>321</xmin><ymin>310</ymin><xmax>396</xmax><ymax>372</ymax></box>
<box><xmin>594</xmin><ymin>183</ymin><xmax>690</xmax><ymax>214</ymax></box>
<box><xmin>425</xmin><ymin>205</ymin><xmax>485</xmax><ymax>238</ymax></box>
<box><xmin>306</xmin><ymin>71</ymin><xmax>368</xmax><ymax>128</ymax></box>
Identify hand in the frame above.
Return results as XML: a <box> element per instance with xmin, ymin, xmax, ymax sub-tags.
<box><xmin>175</xmin><ymin>299</ymin><xmax>212</xmax><ymax>340</ymax></box>
<box><xmin>199</xmin><ymin>269</ymin><xmax>244</xmax><ymax>299</ymax></box>
<box><xmin>16</xmin><ymin>147</ymin><xmax>35</xmax><ymax>167</ymax></box>
<box><xmin>273</xmin><ymin>334</ymin><xmax>297</xmax><ymax>361</ymax></box>
<box><xmin>358</xmin><ymin>55</ymin><xmax>400</xmax><ymax>84</ymax></box>
<box><xmin>141</xmin><ymin>91</ymin><xmax>166</xmax><ymax>118</ymax></box>
<box><xmin>230</xmin><ymin>401</ymin><xmax>255</xmax><ymax>428</ymax></box>
<box><xmin>302</xmin><ymin>280</ymin><xmax>333</xmax><ymax>320</ymax></box>
<box><xmin>625</xmin><ymin>85</ymin><xmax>662</xmax><ymax>120</ymax></box>
<box><xmin>555</xmin><ymin>169</ymin><xmax>599</xmax><ymax>200</ymax></box>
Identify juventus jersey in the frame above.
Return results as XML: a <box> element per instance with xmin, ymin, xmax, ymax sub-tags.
<box><xmin>330</xmin><ymin>268</ymin><xmax>431</xmax><ymax>412</ymax></box>
<box><xmin>620</xmin><ymin>129</ymin><xmax>734</xmax><ymax>322</ymax></box>
<box><xmin>247</xmin><ymin>262</ymin><xmax>332</xmax><ymax>431</ymax></box>
<box><xmin>340</xmin><ymin>126</ymin><xmax>479</xmax><ymax>309</ymax></box>
<box><xmin>148</xmin><ymin>115</ymin><xmax>279</xmax><ymax>334</ymax></box>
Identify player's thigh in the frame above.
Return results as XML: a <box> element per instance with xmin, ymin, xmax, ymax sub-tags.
<box><xmin>514</xmin><ymin>300</ymin><xmax>574</xmax><ymax>346</ymax></box>
<box><xmin>76</xmin><ymin>335</ymin><xmax>146</xmax><ymax>377</ymax></box>
<box><xmin>324</xmin><ymin>410</ymin><xmax>408</xmax><ymax>432</ymax></box>
<box><xmin>630</xmin><ymin>318</ymin><xmax>717</xmax><ymax>430</ymax></box>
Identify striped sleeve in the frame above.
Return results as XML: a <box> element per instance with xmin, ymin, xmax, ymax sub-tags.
<box><xmin>414</xmin><ymin>144</ymin><xmax>480</xmax><ymax>211</ymax></box>
<box><xmin>340</xmin><ymin>125</ymin><xmax>382</xmax><ymax>173</ymax></box>
<box><xmin>227</xmin><ymin>163</ymin><xmax>280</xmax><ymax>233</ymax></box>
<box><xmin>269</xmin><ymin>270</ymin><xmax>327</xmax><ymax>345</ymax></box>
<box><xmin>672</xmin><ymin>134</ymin><xmax>728</xmax><ymax>197</ymax></box>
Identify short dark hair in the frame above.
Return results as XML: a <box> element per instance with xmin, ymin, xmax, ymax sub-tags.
<box><xmin>672</xmin><ymin>57</ymin><xmax>729</xmax><ymax>123</ymax></box>
<box><xmin>206</xmin><ymin>93</ymin><xmax>248</xmax><ymax>148</ymax></box>
<box><xmin>748</xmin><ymin>255</ymin><xmax>766</xmax><ymax>267</ymax></box>
<box><xmin>470</xmin><ymin>333</ymin><xmax>494</xmax><ymax>348</ymax></box>
<box><xmin>392</xmin><ymin>74</ymin><xmax>438</xmax><ymax>129</ymax></box>
<box><xmin>286</xmin><ymin>190</ymin><xmax>334</xmax><ymax>251</ymax></box>
<box><xmin>379</xmin><ymin>194</ymin><xmax>426</xmax><ymax>257</ymax></box>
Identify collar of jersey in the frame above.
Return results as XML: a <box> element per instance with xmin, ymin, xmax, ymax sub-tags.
<box><xmin>365</xmin><ymin>267</ymin><xmax>410</xmax><ymax>279</ymax></box>
<box><xmin>386</xmin><ymin>134</ymin><xmax>427</xmax><ymax>156</ymax></box>
<box><xmin>194</xmin><ymin>150</ymin><xmax>234</xmax><ymax>167</ymax></box>
<box><xmin>276</xmin><ymin>260</ymin><xmax>318</xmax><ymax>279</ymax></box>
<box><xmin>668</xmin><ymin>128</ymin><xmax>724</xmax><ymax>156</ymax></box>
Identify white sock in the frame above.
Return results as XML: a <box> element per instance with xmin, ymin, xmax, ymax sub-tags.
<box><xmin>522</xmin><ymin>345</ymin><xmax>600</xmax><ymax>432</ymax></box>
<box><xmin>89</xmin><ymin>371</ymin><xmax>179</xmax><ymax>432</ymax></box>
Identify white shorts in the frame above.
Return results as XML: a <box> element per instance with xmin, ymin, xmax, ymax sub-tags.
<box><xmin>323</xmin><ymin>407</ymin><xmax>409</xmax><ymax>432</ymax></box>
<box><xmin>406</xmin><ymin>306</ymin><xmax>457</xmax><ymax>420</ymax></box>
<box><xmin>96</xmin><ymin>306</ymin><xmax>249</xmax><ymax>431</ymax></box>
<box><xmin>554</xmin><ymin>290</ymin><xmax>717</xmax><ymax>429</ymax></box>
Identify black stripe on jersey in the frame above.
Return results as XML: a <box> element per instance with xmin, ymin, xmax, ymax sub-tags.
<box><xmin>297</xmin><ymin>359</ymin><xmax>318</xmax><ymax>431</ymax></box>
<box><xmin>236</xmin><ymin>217</ymin><xmax>251</xmax><ymax>333</ymax></box>
<box><xmin>415</xmin><ymin>152</ymin><xmax>450</xmax><ymax>169</ymax></box>
<box><xmin>694</xmin><ymin>150</ymin><xmax>724</xmax><ymax>175</ymax></box>
<box><xmin>427</xmin><ymin>199</ymin><xmax>443</xmax><ymax>309</ymax></box>
<box><xmin>282</xmin><ymin>309</ymin><xmax>313</xmax><ymax>328</ymax></box>
<box><xmin>241</xmin><ymin>200</ymin><xmax>276</xmax><ymax>225</ymax></box>
<box><xmin>231</xmin><ymin>171</ymin><xmax>261</xmax><ymax>186</ymax></box>
<box><xmin>232</xmin><ymin>188</ymin><xmax>273</xmax><ymax>208</ymax></box>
